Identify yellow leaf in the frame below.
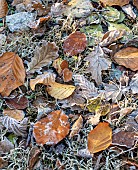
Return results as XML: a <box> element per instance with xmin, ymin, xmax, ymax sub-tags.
<box><xmin>46</xmin><ymin>82</ymin><xmax>75</xmax><ymax>100</ymax></box>
<box><xmin>88</xmin><ymin>122</ymin><xmax>112</xmax><ymax>154</ymax></box>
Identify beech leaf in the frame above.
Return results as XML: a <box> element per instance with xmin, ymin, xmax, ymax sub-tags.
<box><xmin>88</xmin><ymin>122</ymin><xmax>112</xmax><ymax>154</ymax></box>
<box><xmin>33</xmin><ymin>110</ymin><xmax>70</xmax><ymax>145</ymax></box>
<box><xmin>0</xmin><ymin>52</ymin><xmax>25</xmax><ymax>97</ymax></box>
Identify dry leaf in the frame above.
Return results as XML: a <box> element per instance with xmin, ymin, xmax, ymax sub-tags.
<box><xmin>0</xmin><ymin>0</ymin><xmax>8</xmax><ymax>18</ymax></box>
<box><xmin>113</xmin><ymin>47</ymin><xmax>138</xmax><ymax>71</ymax></box>
<box><xmin>5</xmin><ymin>95</ymin><xmax>28</xmax><ymax>109</ymax></box>
<box><xmin>73</xmin><ymin>74</ymin><xmax>97</xmax><ymax>99</ymax></box>
<box><xmin>100</xmin><ymin>0</ymin><xmax>129</xmax><ymax>7</ymax></box>
<box><xmin>100</xmin><ymin>30</ymin><xmax>126</xmax><ymax>47</ymax></box>
<box><xmin>46</xmin><ymin>82</ymin><xmax>75</xmax><ymax>100</ymax></box>
<box><xmin>88</xmin><ymin>122</ymin><xmax>112</xmax><ymax>154</ymax></box>
<box><xmin>30</xmin><ymin>72</ymin><xmax>56</xmax><ymax>90</ymax></box>
<box><xmin>53</xmin><ymin>58</ymin><xmax>68</xmax><ymax>75</ymax></box>
<box><xmin>27</xmin><ymin>41</ymin><xmax>59</xmax><ymax>73</ymax></box>
<box><xmin>0</xmin><ymin>157</ymin><xmax>8</xmax><ymax>169</ymax></box>
<box><xmin>129</xmin><ymin>73</ymin><xmax>138</xmax><ymax>94</ymax></box>
<box><xmin>133</xmin><ymin>0</ymin><xmax>138</xmax><ymax>9</ymax></box>
<box><xmin>33</xmin><ymin>110</ymin><xmax>70</xmax><ymax>145</ymax></box>
<box><xmin>0</xmin><ymin>52</ymin><xmax>25</xmax><ymax>97</ymax></box>
<box><xmin>63</xmin><ymin>31</ymin><xmax>87</xmax><ymax>56</ymax></box>
<box><xmin>122</xmin><ymin>4</ymin><xmax>136</xmax><ymax>19</ymax></box>
<box><xmin>0</xmin><ymin>137</ymin><xmax>14</xmax><ymax>155</ymax></box>
<box><xmin>12</xmin><ymin>0</ymin><xmax>23</xmax><ymax>6</ymax></box>
<box><xmin>87</xmin><ymin>113</ymin><xmax>101</xmax><ymax>126</ymax></box>
<box><xmin>84</xmin><ymin>46</ymin><xmax>111</xmax><ymax>84</ymax></box>
<box><xmin>77</xmin><ymin>148</ymin><xmax>92</xmax><ymax>158</ymax></box>
<box><xmin>3</xmin><ymin>109</ymin><xmax>24</xmax><ymax>121</ymax></box>
<box><xmin>112</xmin><ymin>130</ymin><xmax>137</xmax><ymax>148</ymax></box>
<box><xmin>69</xmin><ymin>115</ymin><xmax>83</xmax><ymax>138</ymax></box>
<box><xmin>62</xmin><ymin>68</ymin><xmax>73</xmax><ymax>82</ymax></box>
<box><xmin>31</xmin><ymin>2</ymin><xmax>50</xmax><ymax>16</ymax></box>
<box><xmin>0</xmin><ymin>116</ymin><xmax>28</xmax><ymax>137</ymax></box>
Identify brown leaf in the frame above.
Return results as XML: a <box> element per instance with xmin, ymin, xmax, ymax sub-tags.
<box><xmin>112</xmin><ymin>130</ymin><xmax>137</xmax><ymax>148</ymax></box>
<box><xmin>62</xmin><ymin>68</ymin><xmax>73</xmax><ymax>82</ymax></box>
<box><xmin>0</xmin><ymin>0</ymin><xmax>8</xmax><ymax>18</ymax></box>
<box><xmin>31</xmin><ymin>2</ymin><xmax>50</xmax><ymax>16</ymax></box>
<box><xmin>100</xmin><ymin>30</ymin><xmax>126</xmax><ymax>47</ymax></box>
<box><xmin>0</xmin><ymin>52</ymin><xmax>25</xmax><ymax>97</ymax></box>
<box><xmin>88</xmin><ymin>122</ymin><xmax>112</xmax><ymax>154</ymax></box>
<box><xmin>100</xmin><ymin>0</ymin><xmax>129</xmax><ymax>7</ymax></box>
<box><xmin>53</xmin><ymin>58</ymin><xmax>68</xmax><ymax>75</ymax></box>
<box><xmin>133</xmin><ymin>0</ymin><xmax>138</xmax><ymax>9</ymax></box>
<box><xmin>46</xmin><ymin>82</ymin><xmax>75</xmax><ymax>100</ymax></box>
<box><xmin>30</xmin><ymin>72</ymin><xmax>56</xmax><ymax>90</ymax></box>
<box><xmin>84</xmin><ymin>46</ymin><xmax>111</xmax><ymax>84</ymax></box>
<box><xmin>0</xmin><ymin>157</ymin><xmax>8</xmax><ymax>169</ymax></box>
<box><xmin>3</xmin><ymin>109</ymin><xmax>25</xmax><ymax>121</ymax></box>
<box><xmin>113</xmin><ymin>47</ymin><xmax>138</xmax><ymax>71</ymax></box>
<box><xmin>63</xmin><ymin>31</ymin><xmax>87</xmax><ymax>56</ymax></box>
<box><xmin>5</xmin><ymin>95</ymin><xmax>28</xmax><ymax>109</ymax></box>
<box><xmin>27</xmin><ymin>41</ymin><xmax>59</xmax><ymax>73</ymax></box>
<box><xmin>33</xmin><ymin>110</ymin><xmax>70</xmax><ymax>145</ymax></box>
<box><xmin>69</xmin><ymin>115</ymin><xmax>83</xmax><ymax>138</ymax></box>
<box><xmin>0</xmin><ymin>137</ymin><xmax>14</xmax><ymax>154</ymax></box>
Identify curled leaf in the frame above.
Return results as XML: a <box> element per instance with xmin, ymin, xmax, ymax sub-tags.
<box><xmin>53</xmin><ymin>58</ymin><xmax>68</xmax><ymax>75</ymax></box>
<box><xmin>33</xmin><ymin>110</ymin><xmax>70</xmax><ymax>145</ymax></box>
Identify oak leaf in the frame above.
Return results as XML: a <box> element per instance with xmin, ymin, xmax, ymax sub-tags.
<box><xmin>69</xmin><ymin>115</ymin><xmax>83</xmax><ymax>138</ymax></box>
<box><xmin>3</xmin><ymin>109</ymin><xmax>24</xmax><ymax>121</ymax></box>
<box><xmin>84</xmin><ymin>46</ymin><xmax>111</xmax><ymax>84</ymax></box>
<box><xmin>27</xmin><ymin>41</ymin><xmax>59</xmax><ymax>73</ymax></box>
<box><xmin>33</xmin><ymin>110</ymin><xmax>70</xmax><ymax>145</ymax></box>
<box><xmin>0</xmin><ymin>52</ymin><xmax>25</xmax><ymax>97</ymax></box>
<box><xmin>100</xmin><ymin>0</ymin><xmax>129</xmax><ymax>7</ymax></box>
<box><xmin>63</xmin><ymin>31</ymin><xmax>87</xmax><ymax>56</ymax></box>
<box><xmin>46</xmin><ymin>82</ymin><xmax>75</xmax><ymax>100</ymax></box>
<box><xmin>30</xmin><ymin>72</ymin><xmax>56</xmax><ymax>90</ymax></box>
<box><xmin>113</xmin><ymin>47</ymin><xmax>138</xmax><ymax>71</ymax></box>
<box><xmin>0</xmin><ymin>0</ymin><xmax>8</xmax><ymax>18</ymax></box>
<box><xmin>88</xmin><ymin>122</ymin><xmax>112</xmax><ymax>154</ymax></box>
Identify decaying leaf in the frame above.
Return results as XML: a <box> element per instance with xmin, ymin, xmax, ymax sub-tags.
<box><xmin>0</xmin><ymin>0</ymin><xmax>8</xmax><ymax>18</ymax></box>
<box><xmin>113</xmin><ymin>47</ymin><xmax>138</xmax><ymax>71</ymax></box>
<box><xmin>0</xmin><ymin>116</ymin><xmax>28</xmax><ymax>137</ymax></box>
<box><xmin>30</xmin><ymin>72</ymin><xmax>56</xmax><ymax>90</ymax></box>
<box><xmin>5</xmin><ymin>95</ymin><xmax>28</xmax><ymax>109</ymax></box>
<box><xmin>133</xmin><ymin>0</ymin><xmax>138</xmax><ymax>9</ymax></box>
<box><xmin>100</xmin><ymin>0</ymin><xmax>129</xmax><ymax>7</ymax></box>
<box><xmin>0</xmin><ymin>157</ymin><xmax>8</xmax><ymax>169</ymax></box>
<box><xmin>129</xmin><ymin>73</ymin><xmax>138</xmax><ymax>94</ymax></box>
<box><xmin>112</xmin><ymin>130</ymin><xmax>138</xmax><ymax>148</ymax></box>
<box><xmin>27</xmin><ymin>41</ymin><xmax>59</xmax><ymax>73</ymax></box>
<box><xmin>3</xmin><ymin>109</ymin><xmax>25</xmax><ymax>121</ymax></box>
<box><xmin>63</xmin><ymin>31</ymin><xmax>87</xmax><ymax>56</ymax></box>
<box><xmin>84</xmin><ymin>46</ymin><xmax>111</xmax><ymax>84</ymax></box>
<box><xmin>69</xmin><ymin>115</ymin><xmax>83</xmax><ymax>138</ymax></box>
<box><xmin>62</xmin><ymin>68</ymin><xmax>73</xmax><ymax>82</ymax></box>
<box><xmin>100</xmin><ymin>30</ymin><xmax>126</xmax><ymax>47</ymax></box>
<box><xmin>46</xmin><ymin>82</ymin><xmax>75</xmax><ymax>100</ymax></box>
<box><xmin>33</xmin><ymin>110</ymin><xmax>70</xmax><ymax>145</ymax></box>
<box><xmin>0</xmin><ymin>52</ymin><xmax>25</xmax><ymax>97</ymax></box>
<box><xmin>87</xmin><ymin>97</ymin><xmax>101</xmax><ymax>113</ymax></box>
<box><xmin>88</xmin><ymin>122</ymin><xmax>112</xmax><ymax>154</ymax></box>
<box><xmin>0</xmin><ymin>137</ymin><xmax>14</xmax><ymax>155</ymax></box>
<box><xmin>87</xmin><ymin>113</ymin><xmax>101</xmax><ymax>126</ymax></box>
<box><xmin>73</xmin><ymin>74</ymin><xmax>97</xmax><ymax>99</ymax></box>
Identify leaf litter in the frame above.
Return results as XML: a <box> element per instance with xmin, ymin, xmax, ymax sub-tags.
<box><xmin>0</xmin><ymin>0</ymin><xmax>138</xmax><ymax>169</ymax></box>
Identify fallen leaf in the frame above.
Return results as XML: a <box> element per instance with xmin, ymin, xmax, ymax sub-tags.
<box><xmin>27</xmin><ymin>41</ymin><xmax>59</xmax><ymax>73</ymax></box>
<box><xmin>0</xmin><ymin>52</ymin><xmax>25</xmax><ymax>97</ymax></box>
<box><xmin>62</xmin><ymin>68</ymin><xmax>73</xmax><ymax>82</ymax></box>
<box><xmin>73</xmin><ymin>74</ymin><xmax>97</xmax><ymax>99</ymax></box>
<box><xmin>87</xmin><ymin>113</ymin><xmax>101</xmax><ymax>126</ymax></box>
<box><xmin>117</xmin><ymin>107</ymin><xmax>133</xmax><ymax>123</ymax></box>
<box><xmin>88</xmin><ymin>122</ymin><xmax>112</xmax><ymax>154</ymax></box>
<box><xmin>87</xmin><ymin>97</ymin><xmax>101</xmax><ymax>113</ymax></box>
<box><xmin>0</xmin><ymin>157</ymin><xmax>8</xmax><ymax>169</ymax></box>
<box><xmin>5</xmin><ymin>95</ymin><xmax>28</xmax><ymax>109</ymax></box>
<box><xmin>33</xmin><ymin>110</ymin><xmax>70</xmax><ymax>145</ymax></box>
<box><xmin>77</xmin><ymin>148</ymin><xmax>92</xmax><ymax>158</ymax></box>
<box><xmin>46</xmin><ymin>82</ymin><xmax>75</xmax><ymax>100</ymax></box>
<box><xmin>133</xmin><ymin>0</ymin><xmax>138</xmax><ymax>9</ymax></box>
<box><xmin>84</xmin><ymin>46</ymin><xmax>111</xmax><ymax>84</ymax></box>
<box><xmin>0</xmin><ymin>0</ymin><xmax>8</xmax><ymax>18</ymax></box>
<box><xmin>122</xmin><ymin>4</ymin><xmax>136</xmax><ymax>19</ymax></box>
<box><xmin>69</xmin><ymin>115</ymin><xmax>83</xmax><ymax>138</ymax></box>
<box><xmin>53</xmin><ymin>58</ymin><xmax>68</xmax><ymax>75</ymax></box>
<box><xmin>129</xmin><ymin>73</ymin><xmax>138</xmax><ymax>94</ymax></box>
<box><xmin>100</xmin><ymin>0</ymin><xmax>129</xmax><ymax>7</ymax></box>
<box><xmin>12</xmin><ymin>0</ymin><xmax>23</xmax><ymax>6</ymax></box>
<box><xmin>0</xmin><ymin>137</ymin><xmax>14</xmax><ymax>155</ymax></box>
<box><xmin>113</xmin><ymin>47</ymin><xmax>138</xmax><ymax>71</ymax></box>
<box><xmin>112</xmin><ymin>130</ymin><xmax>137</xmax><ymax>148</ymax></box>
<box><xmin>100</xmin><ymin>30</ymin><xmax>126</xmax><ymax>47</ymax></box>
<box><xmin>63</xmin><ymin>31</ymin><xmax>87</xmax><ymax>56</ymax></box>
<box><xmin>3</xmin><ymin>109</ymin><xmax>25</xmax><ymax>121</ymax></box>
<box><xmin>31</xmin><ymin>2</ymin><xmax>50</xmax><ymax>16</ymax></box>
<box><xmin>30</xmin><ymin>72</ymin><xmax>56</xmax><ymax>90</ymax></box>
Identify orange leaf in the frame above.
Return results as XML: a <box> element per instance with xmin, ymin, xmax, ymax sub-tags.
<box><xmin>0</xmin><ymin>52</ymin><xmax>25</xmax><ymax>96</ymax></box>
<box><xmin>53</xmin><ymin>58</ymin><xmax>68</xmax><ymax>75</ymax></box>
<box><xmin>113</xmin><ymin>47</ymin><xmax>138</xmax><ymax>71</ymax></box>
<box><xmin>0</xmin><ymin>0</ymin><xmax>8</xmax><ymax>18</ymax></box>
<box><xmin>33</xmin><ymin>110</ymin><xmax>70</xmax><ymax>145</ymax></box>
<box><xmin>100</xmin><ymin>0</ymin><xmax>129</xmax><ymax>7</ymax></box>
<box><xmin>46</xmin><ymin>82</ymin><xmax>75</xmax><ymax>100</ymax></box>
<box><xmin>133</xmin><ymin>0</ymin><xmax>138</xmax><ymax>9</ymax></box>
<box><xmin>63</xmin><ymin>31</ymin><xmax>87</xmax><ymax>56</ymax></box>
<box><xmin>69</xmin><ymin>115</ymin><xmax>83</xmax><ymax>138</ymax></box>
<box><xmin>62</xmin><ymin>68</ymin><xmax>73</xmax><ymax>82</ymax></box>
<box><xmin>88</xmin><ymin>122</ymin><xmax>112</xmax><ymax>154</ymax></box>
<box><xmin>3</xmin><ymin>109</ymin><xmax>24</xmax><ymax>121</ymax></box>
